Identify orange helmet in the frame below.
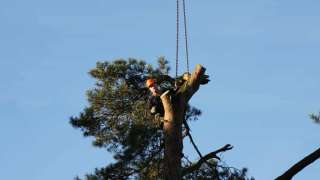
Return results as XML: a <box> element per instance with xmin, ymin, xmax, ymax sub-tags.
<box><xmin>146</xmin><ymin>78</ymin><xmax>155</xmax><ymax>88</ymax></box>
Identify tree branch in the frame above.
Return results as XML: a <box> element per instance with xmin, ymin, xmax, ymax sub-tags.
<box><xmin>182</xmin><ymin>144</ymin><xmax>233</xmax><ymax>176</ymax></box>
<box><xmin>276</xmin><ymin>147</ymin><xmax>320</xmax><ymax>180</ymax></box>
<box><xmin>186</xmin><ymin>129</ymin><xmax>219</xmax><ymax>174</ymax></box>
<box><xmin>186</xmin><ymin>129</ymin><xmax>203</xmax><ymax>160</ymax></box>
<box><xmin>178</xmin><ymin>64</ymin><xmax>209</xmax><ymax>102</ymax></box>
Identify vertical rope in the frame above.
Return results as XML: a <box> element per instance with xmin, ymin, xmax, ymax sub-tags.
<box><xmin>176</xmin><ymin>0</ymin><xmax>180</xmax><ymax>78</ymax></box>
<box><xmin>157</xmin><ymin>134</ymin><xmax>161</xmax><ymax>180</ymax></box>
<box><xmin>182</xmin><ymin>0</ymin><xmax>190</xmax><ymax>74</ymax></box>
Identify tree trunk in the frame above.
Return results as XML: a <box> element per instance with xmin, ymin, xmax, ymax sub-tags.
<box><xmin>160</xmin><ymin>64</ymin><xmax>209</xmax><ymax>180</ymax></box>
<box><xmin>161</xmin><ymin>93</ymin><xmax>185</xmax><ymax>180</ymax></box>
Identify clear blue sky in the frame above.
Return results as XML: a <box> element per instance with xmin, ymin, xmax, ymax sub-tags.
<box><xmin>1</xmin><ymin>0</ymin><xmax>319</xmax><ymax>179</ymax></box>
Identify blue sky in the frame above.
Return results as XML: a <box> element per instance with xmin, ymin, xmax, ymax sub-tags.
<box><xmin>0</xmin><ymin>0</ymin><xmax>319</xmax><ymax>179</ymax></box>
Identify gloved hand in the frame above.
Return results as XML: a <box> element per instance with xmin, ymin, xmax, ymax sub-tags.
<box><xmin>150</xmin><ymin>106</ymin><xmax>156</xmax><ymax>114</ymax></box>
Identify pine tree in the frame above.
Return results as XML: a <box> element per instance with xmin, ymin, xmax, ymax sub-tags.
<box><xmin>70</xmin><ymin>57</ymin><xmax>253</xmax><ymax>179</ymax></box>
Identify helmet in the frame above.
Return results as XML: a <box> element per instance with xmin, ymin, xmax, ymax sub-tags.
<box><xmin>146</xmin><ymin>78</ymin><xmax>155</xmax><ymax>88</ymax></box>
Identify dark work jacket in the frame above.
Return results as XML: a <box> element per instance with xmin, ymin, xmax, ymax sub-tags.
<box><xmin>148</xmin><ymin>95</ymin><xmax>164</xmax><ymax>117</ymax></box>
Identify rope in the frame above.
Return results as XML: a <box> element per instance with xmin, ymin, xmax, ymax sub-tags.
<box><xmin>175</xmin><ymin>0</ymin><xmax>180</xmax><ymax>78</ymax></box>
<box><xmin>157</xmin><ymin>133</ymin><xmax>161</xmax><ymax>179</ymax></box>
<box><xmin>182</xmin><ymin>0</ymin><xmax>190</xmax><ymax>74</ymax></box>
<box><xmin>175</xmin><ymin>0</ymin><xmax>190</xmax><ymax>77</ymax></box>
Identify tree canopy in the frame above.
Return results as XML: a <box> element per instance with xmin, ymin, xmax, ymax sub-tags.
<box><xmin>70</xmin><ymin>57</ymin><xmax>253</xmax><ymax>179</ymax></box>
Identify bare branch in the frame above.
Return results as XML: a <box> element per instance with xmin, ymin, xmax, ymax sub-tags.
<box><xmin>186</xmin><ymin>130</ymin><xmax>220</xmax><ymax>174</ymax></box>
<box><xmin>186</xmin><ymin>130</ymin><xmax>203</xmax><ymax>160</ymax></box>
<box><xmin>178</xmin><ymin>64</ymin><xmax>210</xmax><ymax>102</ymax></box>
<box><xmin>276</xmin><ymin>147</ymin><xmax>320</xmax><ymax>180</ymax></box>
<box><xmin>182</xmin><ymin>144</ymin><xmax>233</xmax><ymax>176</ymax></box>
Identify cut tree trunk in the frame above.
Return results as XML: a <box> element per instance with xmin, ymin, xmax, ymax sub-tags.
<box><xmin>160</xmin><ymin>64</ymin><xmax>209</xmax><ymax>180</ymax></box>
<box><xmin>161</xmin><ymin>93</ymin><xmax>184</xmax><ymax>180</ymax></box>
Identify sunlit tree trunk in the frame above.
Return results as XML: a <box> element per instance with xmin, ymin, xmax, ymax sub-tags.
<box><xmin>161</xmin><ymin>65</ymin><xmax>209</xmax><ymax>180</ymax></box>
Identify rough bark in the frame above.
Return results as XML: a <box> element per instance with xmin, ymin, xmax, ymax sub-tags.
<box><xmin>160</xmin><ymin>64</ymin><xmax>209</xmax><ymax>180</ymax></box>
<box><xmin>276</xmin><ymin>147</ymin><xmax>320</xmax><ymax>180</ymax></box>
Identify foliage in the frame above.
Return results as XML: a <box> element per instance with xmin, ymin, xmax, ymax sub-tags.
<box><xmin>70</xmin><ymin>57</ymin><xmax>253</xmax><ymax>179</ymax></box>
<box><xmin>310</xmin><ymin>112</ymin><xmax>320</xmax><ymax>124</ymax></box>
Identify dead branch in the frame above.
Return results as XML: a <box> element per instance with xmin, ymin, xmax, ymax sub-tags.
<box><xmin>276</xmin><ymin>147</ymin><xmax>320</xmax><ymax>180</ymax></box>
<box><xmin>182</xmin><ymin>144</ymin><xmax>233</xmax><ymax>176</ymax></box>
<box><xmin>178</xmin><ymin>64</ymin><xmax>210</xmax><ymax>102</ymax></box>
<box><xmin>186</xmin><ymin>130</ymin><xmax>203</xmax><ymax>160</ymax></box>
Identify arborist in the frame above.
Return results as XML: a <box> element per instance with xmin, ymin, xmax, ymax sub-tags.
<box><xmin>146</xmin><ymin>78</ymin><xmax>165</xmax><ymax>119</ymax></box>
<box><xmin>145</xmin><ymin>73</ymin><xmax>191</xmax><ymax>121</ymax></box>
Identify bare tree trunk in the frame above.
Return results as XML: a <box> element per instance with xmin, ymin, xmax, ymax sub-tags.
<box><xmin>160</xmin><ymin>65</ymin><xmax>209</xmax><ymax>180</ymax></box>
<box><xmin>161</xmin><ymin>93</ymin><xmax>185</xmax><ymax>180</ymax></box>
<box><xmin>276</xmin><ymin>147</ymin><xmax>320</xmax><ymax>180</ymax></box>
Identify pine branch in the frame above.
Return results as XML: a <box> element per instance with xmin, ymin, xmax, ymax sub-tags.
<box><xmin>310</xmin><ymin>113</ymin><xmax>320</xmax><ymax>124</ymax></box>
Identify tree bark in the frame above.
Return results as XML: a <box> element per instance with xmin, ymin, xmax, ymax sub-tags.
<box><xmin>161</xmin><ymin>92</ymin><xmax>184</xmax><ymax>179</ymax></box>
<box><xmin>276</xmin><ymin>147</ymin><xmax>320</xmax><ymax>180</ymax></box>
<box><xmin>161</xmin><ymin>64</ymin><xmax>209</xmax><ymax>180</ymax></box>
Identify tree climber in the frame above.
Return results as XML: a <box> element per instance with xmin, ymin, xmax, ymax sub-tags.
<box><xmin>146</xmin><ymin>74</ymin><xmax>191</xmax><ymax>124</ymax></box>
<box><xmin>146</xmin><ymin>78</ymin><xmax>165</xmax><ymax>119</ymax></box>
<box><xmin>146</xmin><ymin>72</ymin><xmax>192</xmax><ymax>116</ymax></box>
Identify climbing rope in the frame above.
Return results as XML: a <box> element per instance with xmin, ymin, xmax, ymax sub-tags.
<box><xmin>175</xmin><ymin>0</ymin><xmax>180</xmax><ymax>78</ymax></box>
<box><xmin>175</xmin><ymin>0</ymin><xmax>190</xmax><ymax>78</ymax></box>
<box><xmin>182</xmin><ymin>0</ymin><xmax>190</xmax><ymax>75</ymax></box>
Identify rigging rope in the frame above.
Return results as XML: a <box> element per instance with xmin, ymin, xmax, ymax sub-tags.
<box><xmin>176</xmin><ymin>0</ymin><xmax>180</xmax><ymax>78</ymax></box>
<box><xmin>182</xmin><ymin>0</ymin><xmax>190</xmax><ymax>75</ymax></box>
<box><xmin>176</xmin><ymin>0</ymin><xmax>190</xmax><ymax>78</ymax></box>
